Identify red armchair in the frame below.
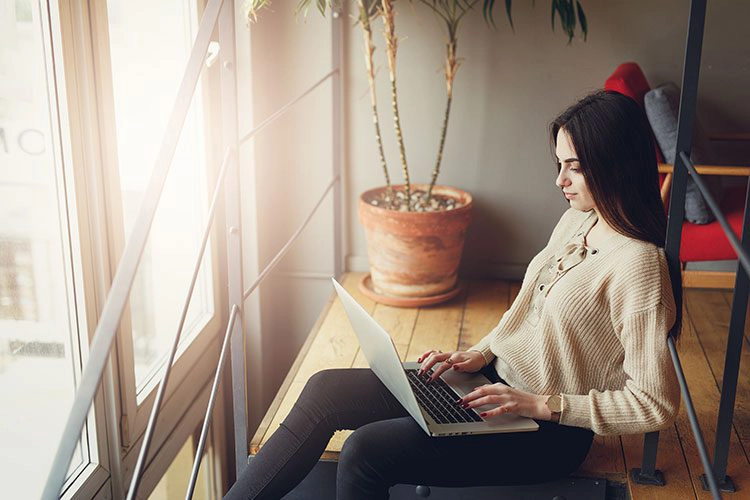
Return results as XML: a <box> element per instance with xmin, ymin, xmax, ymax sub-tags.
<box><xmin>605</xmin><ymin>62</ymin><xmax>750</xmax><ymax>289</ymax></box>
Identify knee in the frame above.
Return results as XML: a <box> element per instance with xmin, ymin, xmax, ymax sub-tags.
<box><xmin>338</xmin><ymin>424</ymin><xmax>404</xmax><ymax>496</ymax></box>
<box><xmin>302</xmin><ymin>369</ymin><xmax>340</xmax><ymax>398</ymax></box>
<box><xmin>339</xmin><ymin>427</ymin><xmax>370</xmax><ymax>467</ymax></box>
<box><xmin>338</xmin><ymin>425</ymin><xmax>389</xmax><ymax>476</ymax></box>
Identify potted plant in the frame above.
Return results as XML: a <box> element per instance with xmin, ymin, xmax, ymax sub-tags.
<box><xmin>244</xmin><ymin>0</ymin><xmax>588</xmax><ymax>306</ymax></box>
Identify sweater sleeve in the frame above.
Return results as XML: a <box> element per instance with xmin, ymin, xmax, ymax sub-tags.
<box><xmin>467</xmin><ymin>329</ymin><xmax>498</xmax><ymax>367</ymax></box>
<box><xmin>559</xmin><ymin>303</ymin><xmax>681</xmax><ymax>435</ymax></box>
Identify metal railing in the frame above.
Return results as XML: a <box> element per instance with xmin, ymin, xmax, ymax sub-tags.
<box><xmin>42</xmin><ymin>0</ymin><xmax>343</xmax><ymax>497</ymax></box>
<box><xmin>633</xmin><ymin>0</ymin><xmax>747</xmax><ymax>498</ymax></box>
<box><xmin>43</xmin><ymin>0</ymin><xmax>746</xmax><ymax>498</ymax></box>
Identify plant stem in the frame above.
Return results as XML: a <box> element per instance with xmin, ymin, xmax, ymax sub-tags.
<box><xmin>358</xmin><ymin>1</ymin><xmax>393</xmax><ymax>207</ymax></box>
<box><xmin>382</xmin><ymin>0</ymin><xmax>411</xmax><ymax>210</ymax></box>
<box><xmin>428</xmin><ymin>36</ymin><xmax>457</xmax><ymax>199</ymax></box>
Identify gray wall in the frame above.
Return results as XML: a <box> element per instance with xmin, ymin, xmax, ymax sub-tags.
<box><xmin>242</xmin><ymin>1</ymin><xmax>335</xmax><ymax>424</ymax></box>
<box><xmin>343</xmin><ymin>0</ymin><xmax>750</xmax><ymax>277</ymax></box>
<box><xmin>241</xmin><ymin>0</ymin><xmax>750</xmax><ymax>427</ymax></box>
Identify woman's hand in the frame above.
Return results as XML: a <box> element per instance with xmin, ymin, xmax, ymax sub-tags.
<box><xmin>456</xmin><ymin>382</ymin><xmax>551</xmax><ymax>420</ymax></box>
<box><xmin>417</xmin><ymin>349</ymin><xmax>486</xmax><ymax>382</ymax></box>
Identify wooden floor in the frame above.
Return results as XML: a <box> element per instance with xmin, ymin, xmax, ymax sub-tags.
<box><xmin>250</xmin><ymin>272</ymin><xmax>750</xmax><ymax>499</ymax></box>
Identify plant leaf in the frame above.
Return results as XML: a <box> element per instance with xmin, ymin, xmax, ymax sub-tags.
<box><xmin>505</xmin><ymin>0</ymin><xmax>514</xmax><ymax>32</ymax></box>
<box><xmin>567</xmin><ymin>0</ymin><xmax>576</xmax><ymax>43</ymax></box>
<box><xmin>559</xmin><ymin>0</ymin><xmax>573</xmax><ymax>44</ymax></box>
<box><xmin>551</xmin><ymin>0</ymin><xmax>557</xmax><ymax>31</ymax></box>
<box><xmin>576</xmin><ymin>0</ymin><xmax>588</xmax><ymax>41</ymax></box>
<box><xmin>483</xmin><ymin>0</ymin><xmax>497</xmax><ymax>28</ymax></box>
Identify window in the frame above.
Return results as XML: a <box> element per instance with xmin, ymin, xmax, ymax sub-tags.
<box><xmin>105</xmin><ymin>0</ymin><xmax>216</xmax><ymax>393</ymax></box>
<box><xmin>0</xmin><ymin>240</ymin><xmax>37</xmax><ymax>321</ymax></box>
<box><xmin>0</xmin><ymin>0</ymin><xmax>98</xmax><ymax>495</ymax></box>
<box><xmin>87</xmin><ymin>0</ymin><xmax>225</xmax><ymax>448</ymax></box>
<box><xmin>1</xmin><ymin>0</ymin><xmax>232</xmax><ymax>496</ymax></box>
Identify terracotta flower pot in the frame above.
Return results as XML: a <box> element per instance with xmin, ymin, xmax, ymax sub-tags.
<box><xmin>359</xmin><ymin>184</ymin><xmax>473</xmax><ymax>299</ymax></box>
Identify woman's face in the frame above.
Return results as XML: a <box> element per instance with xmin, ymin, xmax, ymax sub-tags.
<box><xmin>555</xmin><ymin>127</ymin><xmax>596</xmax><ymax>212</ymax></box>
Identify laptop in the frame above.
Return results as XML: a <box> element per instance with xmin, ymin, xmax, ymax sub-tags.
<box><xmin>331</xmin><ymin>278</ymin><xmax>539</xmax><ymax>437</ymax></box>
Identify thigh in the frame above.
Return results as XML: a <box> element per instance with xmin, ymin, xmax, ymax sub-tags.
<box><xmin>291</xmin><ymin>368</ymin><xmax>409</xmax><ymax>429</ymax></box>
<box><xmin>341</xmin><ymin>416</ymin><xmax>594</xmax><ymax>488</ymax></box>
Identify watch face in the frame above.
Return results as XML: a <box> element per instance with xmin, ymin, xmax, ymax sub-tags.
<box><xmin>548</xmin><ymin>395</ymin><xmax>562</xmax><ymax>413</ymax></box>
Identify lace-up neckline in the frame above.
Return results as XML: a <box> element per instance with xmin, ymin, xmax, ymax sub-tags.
<box><xmin>553</xmin><ymin>210</ymin><xmax>600</xmax><ymax>274</ymax></box>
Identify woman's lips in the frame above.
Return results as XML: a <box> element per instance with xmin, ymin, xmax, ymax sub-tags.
<box><xmin>564</xmin><ymin>192</ymin><xmax>576</xmax><ymax>199</ymax></box>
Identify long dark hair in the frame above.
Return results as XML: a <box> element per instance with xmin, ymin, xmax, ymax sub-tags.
<box><xmin>550</xmin><ymin>89</ymin><xmax>682</xmax><ymax>342</ymax></box>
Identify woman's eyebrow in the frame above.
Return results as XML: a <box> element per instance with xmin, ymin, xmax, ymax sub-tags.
<box><xmin>556</xmin><ymin>156</ymin><xmax>580</xmax><ymax>163</ymax></box>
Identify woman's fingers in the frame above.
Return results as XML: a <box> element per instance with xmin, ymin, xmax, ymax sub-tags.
<box><xmin>417</xmin><ymin>349</ymin><xmax>437</xmax><ymax>363</ymax></box>
<box><xmin>426</xmin><ymin>354</ymin><xmax>459</xmax><ymax>382</ymax></box>
<box><xmin>459</xmin><ymin>394</ymin><xmax>503</xmax><ymax>408</ymax></box>
<box><xmin>458</xmin><ymin>383</ymin><xmax>508</xmax><ymax>404</ymax></box>
<box><xmin>478</xmin><ymin>405</ymin><xmax>513</xmax><ymax>418</ymax></box>
<box><xmin>454</xmin><ymin>384</ymin><xmax>521</xmax><ymax>418</ymax></box>
<box><xmin>450</xmin><ymin>358</ymin><xmax>473</xmax><ymax>372</ymax></box>
<box><xmin>417</xmin><ymin>350</ymin><xmax>450</xmax><ymax>377</ymax></box>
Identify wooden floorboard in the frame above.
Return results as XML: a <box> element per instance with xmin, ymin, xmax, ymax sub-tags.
<box><xmin>673</xmin><ymin>301</ymin><xmax>750</xmax><ymax>498</ymax></box>
<box><xmin>721</xmin><ymin>290</ymin><xmax>750</xmax><ymax>346</ymax></box>
<box><xmin>458</xmin><ymin>280</ymin><xmax>509</xmax><ymax>351</ymax></box>
<box><xmin>622</xmin><ymin>427</ymin><xmax>696</xmax><ymax>500</ymax></box>
<box><xmin>688</xmin><ymin>290</ymin><xmax>750</xmax><ymax>462</ymax></box>
<box><xmin>577</xmin><ymin>434</ymin><xmax>626</xmax><ymax>483</ymax></box>
<box><xmin>404</xmin><ymin>288</ymin><xmax>467</xmax><ymax>362</ymax></box>
<box><xmin>249</xmin><ymin>275</ymin><xmax>750</xmax><ymax>498</ymax></box>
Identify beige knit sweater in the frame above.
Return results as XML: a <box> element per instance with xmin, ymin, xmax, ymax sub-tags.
<box><xmin>469</xmin><ymin>208</ymin><xmax>681</xmax><ymax>436</ymax></box>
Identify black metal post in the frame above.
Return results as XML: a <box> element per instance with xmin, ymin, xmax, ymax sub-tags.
<box><xmin>633</xmin><ymin>0</ymin><xmax>707</xmax><ymax>487</ymax></box>
<box><xmin>631</xmin><ymin>432</ymin><xmax>664</xmax><ymax>485</ymax></box>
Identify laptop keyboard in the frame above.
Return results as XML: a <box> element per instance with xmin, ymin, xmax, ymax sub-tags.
<box><xmin>405</xmin><ymin>369</ymin><xmax>483</xmax><ymax>424</ymax></box>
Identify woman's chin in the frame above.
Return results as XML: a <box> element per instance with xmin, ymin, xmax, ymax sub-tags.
<box><xmin>568</xmin><ymin>199</ymin><xmax>594</xmax><ymax>211</ymax></box>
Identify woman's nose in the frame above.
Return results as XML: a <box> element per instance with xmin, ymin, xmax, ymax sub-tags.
<box><xmin>555</xmin><ymin>171</ymin><xmax>570</xmax><ymax>189</ymax></box>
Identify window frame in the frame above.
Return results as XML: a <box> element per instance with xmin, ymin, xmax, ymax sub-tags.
<box><xmin>54</xmin><ymin>0</ymin><xmax>231</xmax><ymax>496</ymax></box>
<box><xmin>81</xmin><ymin>0</ymin><xmax>228</xmax><ymax>450</ymax></box>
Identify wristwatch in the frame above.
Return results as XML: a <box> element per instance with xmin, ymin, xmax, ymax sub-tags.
<box><xmin>545</xmin><ymin>394</ymin><xmax>563</xmax><ymax>423</ymax></box>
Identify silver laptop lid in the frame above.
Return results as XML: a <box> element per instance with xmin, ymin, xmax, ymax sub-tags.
<box><xmin>331</xmin><ymin>278</ymin><xmax>429</xmax><ymax>432</ymax></box>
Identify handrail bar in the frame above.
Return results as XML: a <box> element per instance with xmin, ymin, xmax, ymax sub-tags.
<box><xmin>679</xmin><ymin>150</ymin><xmax>750</xmax><ymax>277</ymax></box>
<box><xmin>238</xmin><ymin>70</ymin><xmax>337</xmax><ymax>147</ymax></box>
<box><xmin>41</xmin><ymin>0</ymin><xmax>224</xmax><ymax>496</ymax></box>
<box><xmin>186</xmin><ymin>303</ymin><xmax>241</xmax><ymax>500</ymax></box>
<box><xmin>126</xmin><ymin>147</ymin><xmax>234</xmax><ymax>498</ymax></box>
<box><xmin>243</xmin><ymin>175</ymin><xmax>340</xmax><ymax>301</ymax></box>
<box><xmin>667</xmin><ymin>337</ymin><xmax>721</xmax><ymax>497</ymax></box>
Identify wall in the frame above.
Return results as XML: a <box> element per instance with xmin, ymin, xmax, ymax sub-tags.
<box><xmin>344</xmin><ymin>0</ymin><xmax>750</xmax><ymax>277</ymax></box>
<box><xmin>241</xmin><ymin>2</ymin><xmax>336</xmax><ymax>427</ymax></box>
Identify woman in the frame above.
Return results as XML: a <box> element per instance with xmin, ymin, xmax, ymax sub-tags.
<box><xmin>226</xmin><ymin>89</ymin><xmax>682</xmax><ymax>499</ymax></box>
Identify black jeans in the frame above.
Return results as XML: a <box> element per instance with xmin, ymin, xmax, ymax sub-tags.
<box><xmin>225</xmin><ymin>365</ymin><xmax>594</xmax><ymax>499</ymax></box>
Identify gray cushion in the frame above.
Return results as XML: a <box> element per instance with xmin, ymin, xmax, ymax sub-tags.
<box><xmin>645</xmin><ymin>82</ymin><xmax>721</xmax><ymax>224</ymax></box>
